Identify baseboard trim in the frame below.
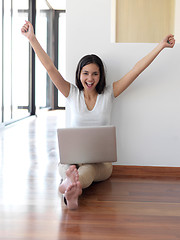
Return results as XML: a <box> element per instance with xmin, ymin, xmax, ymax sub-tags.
<box><xmin>112</xmin><ymin>165</ymin><xmax>180</xmax><ymax>178</ymax></box>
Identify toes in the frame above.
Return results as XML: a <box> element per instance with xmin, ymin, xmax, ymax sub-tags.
<box><xmin>77</xmin><ymin>181</ymin><xmax>82</xmax><ymax>195</ymax></box>
<box><xmin>74</xmin><ymin>169</ymin><xmax>79</xmax><ymax>181</ymax></box>
<box><xmin>66</xmin><ymin>183</ymin><xmax>76</xmax><ymax>193</ymax></box>
<box><xmin>77</xmin><ymin>181</ymin><xmax>81</xmax><ymax>188</ymax></box>
<box><xmin>70</xmin><ymin>165</ymin><xmax>76</xmax><ymax>171</ymax></box>
<box><xmin>66</xmin><ymin>165</ymin><xmax>79</xmax><ymax>183</ymax></box>
<box><xmin>66</xmin><ymin>165</ymin><xmax>76</xmax><ymax>176</ymax></box>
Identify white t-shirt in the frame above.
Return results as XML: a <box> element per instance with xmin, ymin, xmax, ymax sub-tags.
<box><xmin>66</xmin><ymin>84</ymin><xmax>115</xmax><ymax>127</ymax></box>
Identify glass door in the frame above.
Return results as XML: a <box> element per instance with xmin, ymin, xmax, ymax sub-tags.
<box><xmin>58</xmin><ymin>12</ymin><xmax>66</xmax><ymax>108</ymax></box>
<box><xmin>0</xmin><ymin>0</ymin><xmax>2</xmax><ymax>124</ymax></box>
<box><xmin>36</xmin><ymin>0</ymin><xmax>48</xmax><ymax>112</ymax></box>
<box><xmin>1</xmin><ymin>0</ymin><xmax>30</xmax><ymax>125</ymax></box>
<box><xmin>3</xmin><ymin>0</ymin><xmax>12</xmax><ymax>122</ymax></box>
<box><xmin>0</xmin><ymin>0</ymin><xmax>66</xmax><ymax>126</ymax></box>
<box><xmin>12</xmin><ymin>0</ymin><xmax>29</xmax><ymax>120</ymax></box>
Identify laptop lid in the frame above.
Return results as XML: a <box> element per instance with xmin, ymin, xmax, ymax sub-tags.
<box><xmin>57</xmin><ymin>126</ymin><xmax>117</xmax><ymax>164</ymax></box>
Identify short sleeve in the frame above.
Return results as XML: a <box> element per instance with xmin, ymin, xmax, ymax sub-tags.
<box><xmin>105</xmin><ymin>83</ymin><xmax>115</xmax><ymax>101</ymax></box>
<box><xmin>66</xmin><ymin>83</ymin><xmax>77</xmax><ymax>102</ymax></box>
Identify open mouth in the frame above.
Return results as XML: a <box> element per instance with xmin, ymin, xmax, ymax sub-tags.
<box><xmin>85</xmin><ymin>82</ymin><xmax>94</xmax><ymax>88</ymax></box>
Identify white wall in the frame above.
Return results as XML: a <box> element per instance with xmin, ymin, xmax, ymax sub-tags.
<box><xmin>66</xmin><ymin>0</ymin><xmax>180</xmax><ymax>166</ymax></box>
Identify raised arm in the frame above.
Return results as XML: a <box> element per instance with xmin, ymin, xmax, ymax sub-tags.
<box><xmin>21</xmin><ymin>21</ymin><xmax>70</xmax><ymax>97</ymax></box>
<box><xmin>113</xmin><ymin>34</ymin><xmax>175</xmax><ymax>98</ymax></box>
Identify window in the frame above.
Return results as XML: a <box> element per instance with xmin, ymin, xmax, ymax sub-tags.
<box><xmin>1</xmin><ymin>0</ymin><xmax>29</xmax><ymax>125</ymax></box>
<box><xmin>0</xmin><ymin>1</ymin><xmax>2</xmax><ymax>123</ymax></box>
<box><xmin>36</xmin><ymin>0</ymin><xmax>66</xmax><ymax>110</ymax></box>
<box><xmin>12</xmin><ymin>0</ymin><xmax>29</xmax><ymax>119</ymax></box>
<box><xmin>36</xmin><ymin>1</ymin><xmax>48</xmax><ymax>111</ymax></box>
<box><xmin>0</xmin><ymin>0</ymin><xmax>66</xmax><ymax>126</ymax></box>
<box><xmin>58</xmin><ymin>12</ymin><xmax>66</xmax><ymax>108</ymax></box>
<box><xmin>3</xmin><ymin>0</ymin><xmax>12</xmax><ymax>122</ymax></box>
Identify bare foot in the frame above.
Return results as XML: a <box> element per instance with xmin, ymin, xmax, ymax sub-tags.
<box><xmin>65</xmin><ymin>181</ymin><xmax>82</xmax><ymax>210</ymax></box>
<box><xmin>59</xmin><ymin>165</ymin><xmax>79</xmax><ymax>194</ymax></box>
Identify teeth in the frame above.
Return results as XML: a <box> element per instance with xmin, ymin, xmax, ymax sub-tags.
<box><xmin>86</xmin><ymin>82</ymin><xmax>93</xmax><ymax>86</ymax></box>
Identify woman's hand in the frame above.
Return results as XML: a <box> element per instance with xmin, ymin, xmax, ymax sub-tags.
<box><xmin>160</xmin><ymin>34</ymin><xmax>175</xmax><ymax>49</ymax></box>
<box><xmin>21</xmin><ymin>20</ymin><xmax>35</xmax><ymax>41</ymax></box>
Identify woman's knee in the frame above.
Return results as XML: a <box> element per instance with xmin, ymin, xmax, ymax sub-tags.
<box><xmin>78</xmin><ymin>164</ymin><xmax>96</xmax><ymax>189</ymax></box>
<box><xmin>94</xmin><ymin>163</ymin><xmax>113</xmax><ymax>182</ymax></box>
<box><xmin>75</xmin><ymin>163</ymin><xmax>113</xmax><ymax>189</ymax></box>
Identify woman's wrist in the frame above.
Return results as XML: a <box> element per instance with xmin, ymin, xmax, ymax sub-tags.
<box><xmin>157</xmin><ymin>41</ymin><xmax>166</xmax><ymax>51</ymax></box>
<box><xmin>28</xmin><ymin>34</ymin><xmax>36</xmax><ymax>43</ymax></box>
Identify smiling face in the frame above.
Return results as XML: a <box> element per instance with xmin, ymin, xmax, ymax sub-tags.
<box><xmin>76</xmin><ymin>54</ymin><xmax>106</xmax><ymax>94</ymax></box>
<box><xmin>80</xmin><ymin>63</ymin><xmax>100</xmax><ymax>92</ymax></box>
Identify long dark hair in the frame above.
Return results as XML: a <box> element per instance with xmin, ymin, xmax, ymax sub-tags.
<box><xmin>75</xmin><ymin>54</ymin><xmax>106</xmax><ymax>94</ymax></box>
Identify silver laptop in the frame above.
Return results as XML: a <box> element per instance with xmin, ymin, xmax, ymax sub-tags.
<box><xmin>57</xmin><ymin>126</ymin><xmax>117</xmax><ymax>164</ymax></box>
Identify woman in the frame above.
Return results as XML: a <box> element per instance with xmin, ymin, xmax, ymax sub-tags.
<box><xmin>21</xmin><ymin>20</ymin><xmax>175</xmax><ymax>210</ymax></box>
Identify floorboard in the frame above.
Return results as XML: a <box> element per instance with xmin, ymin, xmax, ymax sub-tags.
<box><xmin>0</xmin><ymin>110</ymin><xmax>180</xmax><ymax>240</ymax></box>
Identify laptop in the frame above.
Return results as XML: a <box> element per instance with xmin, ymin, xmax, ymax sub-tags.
<box><xmin>57</xmin><ymin>126</ymin><xmax>117</xmax><ymax>164</ymax></box>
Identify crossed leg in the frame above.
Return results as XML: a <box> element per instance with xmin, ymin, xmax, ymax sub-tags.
<box><xmin>58</xmin><ymin>163</ymin><xmax>112</xmax><ymax>210</ymax></box>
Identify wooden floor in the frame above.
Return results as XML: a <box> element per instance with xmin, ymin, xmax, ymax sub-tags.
<box><xmin>0</xmin><ymin>111</ymin><xmax>180</xmax><ymax>240</ymax></box>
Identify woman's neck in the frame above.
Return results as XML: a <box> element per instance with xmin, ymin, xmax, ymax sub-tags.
<box><xmin>83</xmin><ymin>89</ymin><xmax>98</xmax><ymax>100</ymax></box>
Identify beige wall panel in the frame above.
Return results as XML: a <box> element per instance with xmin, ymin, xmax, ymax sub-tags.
<box><xmin>174</xmin><ymin>0</ymin><xmax>180</xmax><ymax>42</ymax></box>
<box><xmin>116</xmin><ymin>0</ymin><xmax>175</xmax><ymax>43</ymax></box>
